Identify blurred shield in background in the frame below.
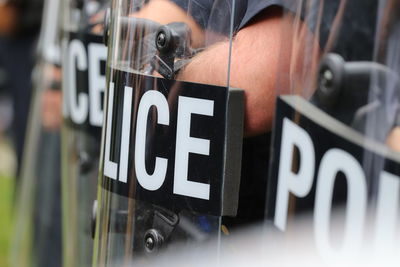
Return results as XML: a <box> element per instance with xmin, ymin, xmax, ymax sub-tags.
<box><xmin>61</xmin><ymin>0</ymin><xmax>109</xmax><ymax>266</ymax></box>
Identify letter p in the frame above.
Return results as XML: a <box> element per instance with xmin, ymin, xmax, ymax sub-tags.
<box><xmin>274</xmin><ymin>118</ymin><xmax>315</xmax><ymax>231</ymax></box>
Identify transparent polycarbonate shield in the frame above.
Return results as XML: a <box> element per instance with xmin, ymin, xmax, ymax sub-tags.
<box><xmin>94</xmin><ymin>0</ymin><xmax>243</xmax><ymax>265</ymax></box>
<box><xmin>61</xmin><ymin>0</ymin><xmax>109</xmax><ymax>267</ymax></box>
<box><xmin>267</xmin><ymin>0</ymin><xmax>400</xmax><ymax>263</ymax></box>
<box><xmin>11</xmin><ymin>0</ymin><xmax>63</xmax><ymax>266</ymax></box>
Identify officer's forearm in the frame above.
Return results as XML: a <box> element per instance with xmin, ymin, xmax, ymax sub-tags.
<box><xmin>178</xmin><ymin>7</ymin><xmax>319</xmax><ymax>136</ymax></box>
<box><xmin>178</xmin><ymin>8</ymin><xmax>287</xmax><ymax>136</ymax></box>
<box><xmin>387</xmin><ymin>127</ymin><xmax>400</xmax><ymax>151</ymax></box>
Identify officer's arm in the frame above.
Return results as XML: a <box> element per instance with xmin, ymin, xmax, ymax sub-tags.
<box><xmin>178</xmin><ymin>7</ymin><xmax>319</xmax><ymax>137</ymax></box>
<box><xmin>134</xmin><ymin>2</ymin><xmax>318</xmax><ymax>136</ymax></box>
<box><xmin>387</xmin><ymin>127</ymin><xmax>400</xmax><ymax>151</ymax></box>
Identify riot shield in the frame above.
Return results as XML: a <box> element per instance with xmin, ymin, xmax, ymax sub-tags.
<box><xmin>61</xmin><ymin>0</ymin><xmax>109</xmax><ymax>266</ymax></box>
<box><xmin>267</xmin><ymin>0</ymin><xmax>400</xmax><ymax>263</ymax></box>
<box><xmin>93</xmin><ymin>0</ymin><xmax>245</xmax><ymax>265</ymax></box>
<box><xmin>11</xmin><ymin>0</ymin><xmax>63</xmax><ymax>266</ymax></box>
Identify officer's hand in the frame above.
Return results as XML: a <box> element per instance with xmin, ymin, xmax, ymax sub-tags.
<box><xmin>41</xmin><ymin>65</ymin><xmax>62</xmax><ymax>131</ymax></box>
<box><xmin>387</xmin><ymin>126</ymin><xmax>400</xmax><ymax>152</ymax></box>
<box><xmin>0</xmin><ymin>3</ymin><xmax>17</xmax><ymax>36</ymax></box>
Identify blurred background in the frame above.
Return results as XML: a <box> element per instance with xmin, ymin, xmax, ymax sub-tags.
<box><xmin>0</xmin><ymin>1</ymin><xmax>43</xmax><ymax>266</ymax></box>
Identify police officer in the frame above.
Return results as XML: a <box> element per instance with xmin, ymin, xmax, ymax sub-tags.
<box><xmin>128</xmin><ymin>0</ymin><xmax>316</xmax><ymax>227</ymax></box>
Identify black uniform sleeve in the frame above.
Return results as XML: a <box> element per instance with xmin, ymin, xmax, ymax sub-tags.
<box><xmin>241</xmin><ymin>0</ymin><xmax>378</xmax><ymax>61</ymax></box>
<box><xmin>238</xmin><ymin>0</ymin><xmax>292</xmax><ymax>29</ymax></box>
<box><xmin>170</xmin><ymin>0</ymin><xmax>289</xmax><ymax>34</ymax></box>
<box><xmin>170</xmin><ymin>0</ymin><xmax>214</xmax><ymax>30</ymax></box>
